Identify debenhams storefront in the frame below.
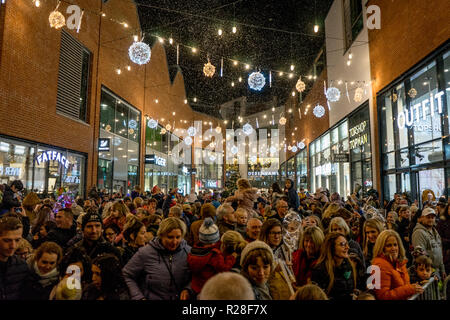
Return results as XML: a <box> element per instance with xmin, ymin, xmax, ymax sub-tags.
<box><xmin>378</xmin><ymin>43</ymin><xmax>450</xmax><ymax>203</ymax></box>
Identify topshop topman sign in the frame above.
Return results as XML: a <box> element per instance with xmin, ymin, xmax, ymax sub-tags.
<box><xmin>397</xmin><ymin>90</ymin><xmax>446</xmax><ymax>130</ymax></box>
<box><xmin>35</xmin><ymin>150</ymin><xmax>70</xmax><ymax>169</ymax></box>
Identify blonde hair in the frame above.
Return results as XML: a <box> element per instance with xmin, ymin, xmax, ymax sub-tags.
<box><xmin>372</xmin><ymin>229</ymin><xmax>406</xmax><ymax>263</ymax></box>
<box><xmin>292</xmin><ymin>284</ymin><xmax>328</xmax><ymax>300</ymax></box>
<box><xmin>220</xmin><ymin>231</ymin><xmax>248</xmax><ymax>253</ymax></box>
<box><xmin>157</xmin><ymin>217</ymin><xmax>187</xmax><ymax>238</ymax></box>
<box><xmin>328</xmin><ymin>217</ymin><xmax>350</xmax><ymax>237</ymax></box>
<box><xmin>299</xmin><ymin>226</ymin><xmax>325</xmax><ymax>253</ymax></box>
<box><xmin>133</xmin><ymin>197</ymin><xmax>144</xmax><ymax>208</ymax></box>
<box><xmin>112</xmin><ymin>201</ymin><xmax>130</xmax><ymax>218</ymax></box>
<box><xmin>362</xmin><ymin>218</ymin><xmax>385</xmax><ymax>258</ymax></box>
<box><xmin>306</xmin><ymin>215</ymin><xmax>323</xmax><ymax>231</ymax></box>
<box><xmin>17</xmin><ymin>238</ymin><xmax>33</xmax><ymax>253</ymax></box>
<box><xmin>315</xmin><ymin>232</ymin><xmax>357</xmax><ymax>294</ymax></box>
<box><xmin>322</xmin><ymin>203</ymin><xmax>340</xmax><ymax>219</ymax></box>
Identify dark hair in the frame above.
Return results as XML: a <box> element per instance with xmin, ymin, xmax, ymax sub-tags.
<box><xmin>241</xmin><ymin>249</ymin><xmax>273</xmax><ymax>278</ymax></box>
<box><xmin>271</xmin><ymin>182</ymin><xmax>283</xmax><ymax>194</ymax></box>
<box><xmin>103</xmin><ymin>223</ymin><xmax>121</xmax><ymax>235</ymax></box>
<box><xmin>0</xmin><ymin>216</ymin><xmax>23</xmax><ymax>236</ymax></box>
<box><xmin>123</xmin><ymin>197</ymin><xmax>131</xmax><ymax>202</ymax></box>
<box><xmin>259</xmin><ymin>218</ymin><xmax>283</xmax><ymax>244</ymax></box>
<box><xmin>92</xmin><ymin>254</ymin><xmax>127</xmax><ymax>298</ymax></box>
<box><xmin>76</xmin><ymin>198</ymin><xmax>84</xmax><ymax>207</ymax></box>
<box><xmin>123</xmin><ymin>219</ymin><xmax>145</xmax><ymax>243</ymax></box>
<box><xmin>43</xmin><ymin>220</ymin><xmax>57</xmax><ymax>233</ymax></box>
<box><xmin>414</xmin><ymin>255</ymin><xmax>432</xmax><ymax>268</ymax></box>
<box><xmin>148</xmin><ymin>198</ymin><xmax>157</xmax><ymax>204</ymax></box>
<box><xmin>57</xmin><ymin>207</ymin><xmax>73</xmax><ymax>218</ymax></box>
<box><xmin>10</xmin><ymin>180</ymin><xmax>24</xmax><ymax>191</ymax></box>
<box><xmin>60</xmin><ymin>247</ymin><xmax>92</xmax><ymax>283</ymax></box>
<box><xmin>32</xmin><ymin>206</ymin><xmax>54</xmax><ymax>235</ymax></box>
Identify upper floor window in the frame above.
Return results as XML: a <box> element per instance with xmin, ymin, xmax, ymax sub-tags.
<box><xmin>343</xmin><ymin>0</ymin><xmax>364</xmax><ymax>51</ymax></box>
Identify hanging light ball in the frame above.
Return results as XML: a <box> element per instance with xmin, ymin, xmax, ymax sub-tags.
<box><xmin>326</xmin><ymin>87</ymin><xmax>341</xmax><ymax>102</ymax></box>
<box><xmin>128</xmin><ymin>120</ymin><xmax>137</xmax><ymax>129</ymax></box>
<box><xmin>215</xmin><ymin>126</ymin><xmax>222</xmax><ymax>134</ymax></box>
<box><xmin>49</xmin><ymin>10</ymin><xmax>66</xmax><ymax>29</ymax></box>
<box><xmin>231</xmin><ymin>146</ymin><xmax>238</xmax><ymax>155</ymax></box>
<box><xmin>113</xmin><ymin>137</ymin><xmax>122</xmax><ymax>146</ymax></box>
<box><xmin>287</xmin><ymin>145</ymin><xmax>292</xmax><ymax>151</ymax></box>
<box><xmin>298</xmin><ymin>141</ymin><xmax>306</xmax><ymax>150</ymax></box>
<box><xmin>296</xmin><ymin>78</ymin><xmax>306</xmax><ymax>92</ymax></box>
<box><xmin>243</xmin><ymin>123</ymin><xmax>253</xmax><ymax>135</ymax></box>
<box><xmin>184</xmin><ymin>136</ymin><xmax>193</xmax><ymax>146</ymax></box>
<box><xmin>128</xmin><ymin>41</ymin><xmax>151</xmax><ymax>65</ymax></box>
<box><xmin>354</xmin><ymin>87</ymin><xmax>364</xmax><ymax>102</ymax></box>
<box><xmin>105</xmin><ymin>124</ymin><xmax>112</xmax><ymax>132</ymax></box>
<box><xmin>248</xmin><ymin>71</ymin><xmax>266</xmax><ymax>91</ymax></box>
<box><xmin>165</xmin><ymin>124</ymin><xmax>172</xmax><ymax>131</ymax></box>
<box><xmin>160</xmin><ymin>128</ymin><xmax>167</xmax><ymax>134</ymax></box>
<box><xmin>147</xmin><ymin>118</ymin><xmax>158</xmax><ymax>129</ymax></box>
<box><xmin>203</xmin><ymin>61</ymin><xmax>216</xmax><ymax>77</ymax></box>
<box><xmin>291</xmin><ymin>146</ymin><xmax>298</xmax><ymax>153</ymax></box>
<box><xmin>313</xmin><ymin>105</ymin><xmax>325</xmax><ymax>118</ymax></box>
<box><xmin>408</xmin><ymin>88</ymin><xmax>417</xmax><ymax>99</ymax></box>
<box><xmin>187</xmin><ymin>126</ymin><xmax>197</xmax><ymax>137</ymax></box>
<box><xmin>269</xmin><ymin>146</ymin><xmax>277</xmax><ymax>155</ymax></box>
<box><xmin>279</xmin><ymin>116</ymin><xmax>287</xmax><ymax>125</ymax></box>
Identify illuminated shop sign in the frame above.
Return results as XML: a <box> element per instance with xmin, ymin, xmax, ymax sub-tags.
<box><xmin>206</xmin><ymin>180</ymin><xmax>218</xmax><ymax>188</ymax></box>
<box><xmin>349</xmin><ymin>121</ymin><xmax>368</xmax><ymax>149</ymax></box>
<box><xmin>0</xmin><ymin>166</ymin><xmax>21</xmax><ymax>176</ymax></box>
<box><xmin>99</xmin><ymin>138</ymin><xmax>110</xmax><ymax>151</ymax></box>
<box><xmin>65</xmin><ymin>176</ymin><xmax>80</xmax><ymax>183</ymax></box>
<box><xmin>145</xmin><ymin>154</ymin><xmax>166</xmax><ymax>167</ymax></box>
<box><xmin>35</xmin><ymin>150</ymin><xmax>69</xmax><ymax>169</ymax></box>
<box><xmin>396</xmin><ymin>90</ymin><xmax>446</xmax><ymax>130</ymax></box>
<box><xmin>248</xmin><ymin>171</ymin><xmax>279</xmax><ymax>176</ymax></box>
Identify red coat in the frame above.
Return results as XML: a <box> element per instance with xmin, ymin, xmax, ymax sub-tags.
<box><xmin>187</xmin><ymin>242</ymin><xmax>236</xmax><ymax>294</ymax></box>
<box><xmin>292</xmin><ymin>248</ymin><xmax>317</xmax><ymax>286</ymax></box>
<box><xmin>372</xmin><ymin>254</ymin><xmax>416</xmax><ymax>300</ymax></box>
<box><xmin>103</xmin><ymin>215</ymin><xmax>126</xmax><ymax>244</ymax></box>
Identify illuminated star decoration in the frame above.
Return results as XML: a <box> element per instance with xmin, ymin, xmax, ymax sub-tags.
<box><xmin>248</xmin><ymin>71</ymin><xmax>266</xmax><ymax>91</ymax></box>
<box><xmin>296</xmin><ymin>77</ymin><xmax>306</xmax><ymax>92</ymax></box>
<box><xmin>203</xmin><ymin>59</ymin><xmax>216</xmax><ymax>77</ymax></box>
<box><xmin>326</xmin><ymin>87</ymin><xmax>341</xmax><ymax>102</ymax></box>
<box><xmin>129</xmin><ymin>41</ymin><xmax>151</xmax><ymax>65</ymax></box>
<box><xmin>313</xmin><ymin>105</ymin><xmax>325</xmax><ymax>118</ymax></box>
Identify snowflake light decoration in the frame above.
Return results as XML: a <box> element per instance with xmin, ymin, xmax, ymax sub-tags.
<box><xmin>129</xmin><ymin>120</ymin><xmax>137</xmax><ymax>129</ymax></box>
<box><xmin>128</xmin><ymin>128</ymin><xmax>134</xmax><ymax>134</ymax></box>
<box><xmin>165</xmin><ymin>124</ymin><xmax>172</xmax><ymax>131</ymax></box>
<box><xmin>313</xmin><ymin>105</ymin><xmax>325</xmax><ymax>118</ymax></box>
<box><xmin>203</xmin><ymin>60</ymin><xmax>216</xmax><ymax>77</ymax></box>
<box><xmin>354</xmin><ymin>87</ymin><xmax>364</xmax><ymax>102</ymax></box>
<box><xmin>408</xmin><ymin>88</ymin><xmax>417</xmax><ymax>99</ymax></box>
<box><xmin>184</xmin><ymin>136</ymin><xmax>193</xmax><ymax>146</ymax></box>
<box><xmin>160</xmin><ymin>128</ymin><xmax>167</xmax><ymax>135</ymax></box>
<box><xmin>291</xmin><ymin>146</ymin><xmax>298</xmax><ymax>153</ymax></box>
<box><xmin>296</xmin><ymin>77</ymin><xmax>306</xmax><ymax>92</ymax></box>
<box><xmin>187</xmin><ymin>126</ymin><xmax>197</xmax><ymax>137</ymax></box>
<box><xmin>248</xmin><ymin>72</ymin><xmax>266</xmax><ymax>91</ymax></box>
<box><xmin>298</xmin><ymin>141</ymin><xmax>306</xmax><ymax>150</ymax></box>
<box><xmin>148</xmin><ymin>118</ymin><xmax>158</xmax><ymax>129</ymax></box>
<box><xmin>243</xmin><ymin>123</ymin><xmax>253</xmax><ymax>135</ymax></box>
<box><xmin>326</xmin><ymin>87</ymin><xmax>341</xmax><ymax>102</ymax></box>
<box><xmin>279</xmin><ymin>116</ymin><xmax>287</xmax><ymax>125</ymax></box>
<box><xmin>49</xmin><ymin>10</ymin><xmax>65</xmax><ymax>29</ymax></box>
<box><xmin>128</xmin><ymin>41</ymin><xmax>151</xmax><ymax>65</ymax></box>
<box><xmin>270</xmin><ymin>146</ymin><xmax>277</xmax><ymax>155</ymax></box>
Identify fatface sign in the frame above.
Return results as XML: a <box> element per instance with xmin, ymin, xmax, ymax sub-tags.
<box><xmin>36</xmin><ymin>151</ymin><xmax>69</xmax><ymax>169</ymax></box>
<box><xmin>397</xmin><ymin>91</ymin><xmax>445</xmax><ymax>130</ymax></box>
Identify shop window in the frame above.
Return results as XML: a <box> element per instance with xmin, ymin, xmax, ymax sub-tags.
<box><xmin>395</xmin><ymin>84</ymin><xmax>409</xmax><ymax>149</ymax></box>
<box><xmin>418</xmin><ymin>168</ymin><xmax>445</xmax><ymax>199</ymax></box>
<box><xmin>384</xmin><ymin>174</ymin><xmax>396</xmax><ymax>200</ymax></box>
<box><xmin>414</xmin><ymin>140</ymin><xmax>443</xmax><ymax>165</ymax></box>
<box><xmin>100</xmin><ymin>92</ymin><xmax>116</xmax><ymax>133</ymax></box>
<box><xmin>383</xmin><ymin>152</ymin><xmax>396</xmax><ymax>170</ymax></box>
<box><xmin>98</xmin><ymin>159</ymin><xmax>112</xmax><ymax>191</ymax></box>
<box><xmin>399</xmin><ymin>149</ymin><xmax>410</xmax><ymax>168</ymax></box>
<box><xmin>339</xmin><ymin>121</ymin><xmax>348</xmax><ymax>140</ymax></box>
<box><xmin>128</xmin><ymin>109</ymin><xmax>140</xmax><ymax>143</ymax></box>
<box><xmin>116</xmin><ymin>101</ymin><xmax>129</xmax><ymax>139</ymax></box>
<box><xmin>400</xmin><ymin>172</ymin><xmax>411</xmax><ymax>194</ymax></box>
<box><xmin>381</xmin><ymin>93</ymin><xmax>395</xmax><ymax>152</ymax></box>
<box><xmin>443</xmin><ymin>51</ymin><xmax>450</xmax><ymax>131</ymax></box>
<box><xmin>0</xmin><ymin>140</ymin><xmax>34</xmax><ymax>190</ymax></box>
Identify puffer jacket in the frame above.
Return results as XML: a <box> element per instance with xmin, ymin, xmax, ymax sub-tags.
<box><xmin>122</xmin><ymin>238</ymin><xmax>192</xmax><ymax>300</ymax></box>
<box><xmin>0</xmin><ymin>255</ymin><xmax>31</xmax><ymax>300</ymax></box>
<box><xmin>187</xmin><ymin>242</ymin><xmax>235</xmax><ymax>294</ymax></box>
<box><xmin>268</xmin><ymin>260</ymin><xmax>295</xmax><ymax>300</ymax></box>
<box><xmin>372</xmin><ymin>254</ymin><xmax>416</xmax><ymax>300</ymax></box>
<box><xmin>311</xmin><ymin>258</ymin><xmax>356</xmax><ymax>300</ymax></box>
<box><xmin>412</xmin><ymin>223</ymin><xmax>445</xmax><ymax>277</ymax></box>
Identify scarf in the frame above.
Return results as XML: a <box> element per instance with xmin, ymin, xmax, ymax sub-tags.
<box><xmin>33</xmin><ymin>262</ymin><xmax>59</xmax><ymax>287</ymax></box>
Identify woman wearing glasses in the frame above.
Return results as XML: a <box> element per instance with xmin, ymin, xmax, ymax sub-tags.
<box><xmin>310</xmin><ymin>232</ymin><xmax>358</xmax><ymax>300</ymax></box>
<box><xmin>259</xmin><ymin>218</ymin><xmax>296</xmax><ymax>299</ymax></box>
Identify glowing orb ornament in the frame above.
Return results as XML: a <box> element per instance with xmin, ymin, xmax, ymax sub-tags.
<box><xmin>129</xmin><ymin>120</ymin><xmax>137</xmax><ymax>129</ymax></box>
<box><xmin>165</xmin><ymin>124</ymin><xmax>172</xmax><ymax>131</ymax></box>
<box><xmin>291</xmin><ymin>146</ymin><xmax>298</xmax><ymax>153</ymax></box>
<box><xmin>215</xmin><ymin>126</ymin><xmax>222</xmax><ymax>134</ymax></box>
<box><xmin>408</xmin><ymin>88</ymin><xmax>417</xmax><ymax>99</ymax></box>
<box><xmin>184</xmin><ymin>136</ymin><xmax>193</xmax><ymax>146</ymax></box>
<box><xmin>231</xmin><ymin>146</ymin><xmax>238</xmax><ymax>155</ymax></box>
<box><xmin>147</xmin><ymin>118</ymin><xmax>158</xmax><ymax>129</ymax></box>
<box><xmin>326</xmin><ymin>87</ymin><xmax>341</xmax><ymax>102</ymax></box>
<box><xmin>203</xmin><ymin>60</ymin><xmax>216</xmax><ymax>78</ymax></box>
<box><xmin>243</xmin><ymin>123</ymin><xmax>253</xmax><ymax>135</ymax></box>
<box><xmin>160</xmin><ymin>128</ymin><xmax>167</xmax><ymax>134</ymax></box>
<box><xmin>279</xmin><ymin>116</ymin><xmax>287</xmax><ymax>125</ymax></box>
<box><xmin>187</xmin><ymin>126</ymin><xmax>197</xmax><ymax>137</ymax></box>
<box><xmin>49</xmin><ymin>10</ymin><xmax>66</xmax><ymax>29</ymax></box>
<box><xmin>354</xmin><ymin>87</ymin><xmax>364</xmax><ymax>102</ymax></box>
<box><xmin>313</xmin><ymin>105</ymin><xmax>325</xmax><ymax>118</ymax></box>
<box><xmin>298</xmin><ymin>141</ymin><xmax>306</xmax><ymax>149</ymax></box>
<box><xmin>113</xmin><ymin>137</ymin><xmax>122</xmax><ymax>146</ymax></box>
<box><xmin>128</xmin><ymin>41</ymin><xmax>151</xmax><ymax>65</ymax></box>
<box><xmin>248</xmin><ymin>71</ymin><xmax>266</xmax><ymax>91</ymax></box>
<box><xmin>296</xmin><ymin>77</ymin><xmax>306</xmax><ymax>92</ymax></box>
<box><xmin>270</xmin><ymin>146</ymin><xmax>277</xmax><ymax>155</ymax></box>
<box><xmin>105</xmin><ymin>124</ymin><xmax>112</xmax><ymax>132</ymax></box>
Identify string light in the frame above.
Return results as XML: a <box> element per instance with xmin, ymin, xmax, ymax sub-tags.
<box><xmin>116</xmin><ymin>69</ymin><xmax>121</xmax><ymax>75</ymax></box>
<box><xmin>347</xmin><ymin>60</ymin><xmax>351</xmax><ymax>66</ymax></box>
<box><xmin>231</xmin><ymin>81</ymin><xmax>235</xmax><ymax>87</ymax></box>
<box><xmin>245</xmin><ymin>64</ymin><xmax>250</xmax><ymax>70</ymax></box>
<box><xmin>127</xmin><ymin>66</ymin><xmax>131</xmax><ymax>71</ymax></box>
<box><xmin>133</xmin><ymin>35</ymin><xmax>138</xmax><ymax>42</ymax></box>
<box><xmin>232</xmin><ymin>26</ymin><xmax>237</xmax><ymax>33</ymax></box>
<box><xmin>155</xmin><ymin>99</ymin><xmax>159</xmax><ymax>103</ymax></box>
<box><xmin>314</xmin><ymin>24</ymin><xmax>319</xmax><ymax>33</ymax></box>
<box><xmin>279</xmin><ymin>72</ymin><xmax>283</xmax><ymax>76</ymax></box>
<box><xmin>193</xmin><ymin>97</ymin><xmax>197</xmax><ymax>102</ymax></box>
<box><xmin>192</xmin><ymin>47</ymin><xmax>197</xmax><ymax>53</ymax></box>
<box><xmin>233</xmin><ymin>60</ymin><xmax>238</xmax><ymax>66</ymax></box>
<box><xmin>218</xmin><ymin>29</ymin><xmax>223</xmax><ymax>36</ymax></box>
<box><xmin>169</xmin><ymin>38</ymin><xmax>173</xmax><ymax>45</ymax></box>
<box><xmin>290</xmin><ymin>65</ymin><xmax>295</xmax><ymax>71</ymax></box>
<box><xmin>289</xmin><ymin>73</ymin><xmax>293</xmax><ymax>79</ymax></box>
<box><xmin>184</xmin><ymin>99</ymin><xmax>188</xmax><ymax>104</ymax></box>
<box><xmin>34</xmin><ymin>0</ymin><xmax>40</xmax><ymax>7</ymax></box>
<box><xmin>238</xmin><ymin>77</ymin><xmax>242</xmax><ymax>82</ymax></box>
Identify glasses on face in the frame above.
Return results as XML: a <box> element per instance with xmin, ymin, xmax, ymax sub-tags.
<box><xmin>337</xmin><ymin>241</ymin><xmax>349</xmax><ymax>248</ymax></box>
<box><xmin>269</xmin><ymin>231</ymin><xmax>282</xmax><ymax>236</ymax></box>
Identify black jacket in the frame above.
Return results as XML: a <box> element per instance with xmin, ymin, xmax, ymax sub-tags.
<box><xmin>311</xmin><ymin>259</ymin><xmax>356</xmax><ymax>300</ymax></box>
<box><xmin>286</xmin><ymin>179</ymin><xmax>300</xmax><ymax>211</ymax></box>
<box><xmin>121</xmin><ymin>245</ymin><xmax>139</xmax><ymax>266</ymax></box>
<box><xmin>21</xmin><ymin>267</ymin><xmax>60</xmax><ymax>300</ymax></box>
<box><xmin>0</xmin><ymin>255</ymin><xmax>31</xmax><ymax>300</ymax></box>
<box><xmin>1</xmin><ymin>185</ymin><xmax>20</xmax><ymax>212</ymax></box>
<box><xmin>44</xmin><ymin>223</ymin><xmax>77</xmax><ymax>249</ymax></box>
<box><xmin>73</xmin><ymin>237</ymin><xmax>123</xmax><ymax>265</ymax></box>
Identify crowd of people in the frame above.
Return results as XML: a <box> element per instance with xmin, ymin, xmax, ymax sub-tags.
<box><xmin>0</xmin><ymin>178</ymin><xmax>449</xmax><ymax>301</ymax></box>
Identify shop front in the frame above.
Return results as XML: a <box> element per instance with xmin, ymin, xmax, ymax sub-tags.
<box><xmin>97</xmin><ymin>87</ymin><xmax>141</xmax><ymax>195</ymax></box>
<box><xmin>296</xmin><ymin>148</ymin><xmax>308</xmax><ymax>191</ymax></box>
<box><xmin>247</xmin><ymin>157</ymin><xmax>279</xmax><ymax>191</ymax></box>
<box><xmin>0</xmin><ymin>134</ymin><xmax>86</xmax><ymax>197</ymax></box>
<box><xmin>194</xmin><ymin>148</ymin><xmax>223</xmax><ymax>193</ymax></box>
<box><xmin>378</xmin><ymin>45</ymin><xmax>450</xmax><ymax>203</ymax></box>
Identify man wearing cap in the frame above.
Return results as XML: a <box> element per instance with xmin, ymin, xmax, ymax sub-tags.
<box><xmin>72</xmin><ymin>211</ymin><xmax>122</xmax><ymax>264</ymax></box>
<box><xmin>412</xmin><ymin>207</ymin><xmax>446</xmax><ymax>279</ymax></box>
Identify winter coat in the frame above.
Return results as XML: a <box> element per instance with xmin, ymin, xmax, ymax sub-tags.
<box><xmin>372</xmin><ymin>254</ymin><xmax>416</xmax><ymax>300</ymax></box>
<box><xmin>235</xmin><ymin>224</ymin><xmax>247</xmax><ymax>239</ymax></box>
<box><xmin>0</xmin><ymin>255</ymin><xmax>31</xmax><ymax>300</ymax></box>
<box><xmin>411</xmin><ymin>223</ymin><xmax>445</xmax><ymax>277</ymax></box>
<box><xmin>217</xmin><ymin>220</ymin><xmax>235</xmax><ymax>237</ymax></box>
<box><xmin>44</xmin><ymin>223</ymin><xmax>77</xmax><ymax>250</ymax></box>
<box><xmin>0</xmin><ymin>185</ymin><xmax>20</xmax><ymax>212</ymax></box>
<box><xmin>73</xmin><ymin>237</ymin><xmax>123</xmax><ymax>265</ymax></box>
<box><xmin>122</xmin><ymin>237</ymin><xmax>192</xmax><ymax>300</ymax></box>
<box><xmin>436</xmin><ymin>216</ymin><xmax>450</xmax><ymax>274</ymax></box>
<box><xmin>311</xmin><ymin>259</ymin><xmax>356</xmax><ymax>300</ymax></box>
<box><xmin>22</xmin><ymin>261</ymin><xmax>60</xmax><ymax>300</ymax></box>
<box><xmin>152</xmin><ymin>193</ymin><xmax>164</xmax><ymax>210</ymax></box>
<box><xmin>187</xmin><ymin>242</ymin><xmax>236</xmax><ymax>294</ymax></box>
<box><xmin>348</xmin><ymin>239</ymin><xmax>366</xmax><ymax>269</ymax></box>
<box><xmin>121</xmin><ymin>245</ymin><xmax>139</xmax><ymax>266</ymax></box>
<box><xmin>268</xmin><ymin>260</ymin><xmax>295</xmax><ymax>300</ymax></box>
<box><xmin>286</xmin><ymin>179</ymin><xmax>300</xmax><ymax>211</ymax></box>
<box><xmin>292</xmin><ymin>249</ymin><xmax>318</xmax><ymax>286</ymax></box>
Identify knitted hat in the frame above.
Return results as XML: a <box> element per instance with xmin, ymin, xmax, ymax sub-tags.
<box><xmin>240</xmin><ymin>240</ymin><xmax>274</xmax><ymax>269</ymax></box>
<box><xmin>54</xmin><ymin>277</ymin><xmax>82</xmax><ymax>300</ymax></box>
<box><xmin>81</xmin><ymin>212</ymin><xmax>103</xmax><ymax>230</ymax></box>
<box><xmin>199</xmin><ymin>217</ymin><xmax>220</xmax><ymax>244</ymax></box>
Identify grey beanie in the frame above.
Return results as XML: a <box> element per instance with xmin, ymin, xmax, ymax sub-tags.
<box><xmin>199</xmin><ymin>217</ymin><xmax>220</xmax><ymax>244</ymax></box>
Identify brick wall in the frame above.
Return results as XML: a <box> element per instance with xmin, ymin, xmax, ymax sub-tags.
<box><xmin>0</xmin><ymin>0</ymin><xmax>221</xmax><ymax>193</ymax></box>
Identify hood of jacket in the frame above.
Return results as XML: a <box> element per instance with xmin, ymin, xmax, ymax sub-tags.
<box><xmin>187</xmin><ymin>243</ymin><xmax>220</xmax><ymax>270</ymax></box>
<box><xmin>286</xmin><ymin>179</ymin><xmax>295</xmax><ymax>190</ymax></box>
